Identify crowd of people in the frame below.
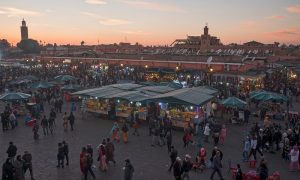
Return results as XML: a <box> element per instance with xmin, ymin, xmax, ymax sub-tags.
<box><xmin>0</xmin><ymin>61</ymin><xmax>300</xmax><ymax>180</ymax></box>
<box><xmin>2</xmin><ymin>142</ymin><xmax>34</xmax><ymax>180</ymax></box>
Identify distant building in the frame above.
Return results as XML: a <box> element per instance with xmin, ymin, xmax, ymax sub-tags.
<box><xmin>171</xmin><ymin>25</ymin><xmax>222</xmax><ymax>51</ymax></box>
<box><xmin>20</xmin><ymin>19</ymin><xmax>28</xmax><ymax>40</ymax></box>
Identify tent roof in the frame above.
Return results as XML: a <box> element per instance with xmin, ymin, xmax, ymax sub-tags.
<box><xmin>111</xmin><ymin>83</ymin><xmax>144</xmax><ymax>90</ymax></box>
<box><xmin>192</xmin><ymin>86</ymin><xmax>219</xmax><ymax>95</ymax></box>
<box><xmin>150</xmin><ymin>88</ymin><xmax>214</xmax><ymax>106</ymax></box>
<box><xmin>137</xmin><ymin>86</ymin><xmax>175</xmax><ymax>94</ymax></box>
<box><xmin>104</xmin><ymin>90</ymin><xmax>157</xmax><ymax>102</ymax></box>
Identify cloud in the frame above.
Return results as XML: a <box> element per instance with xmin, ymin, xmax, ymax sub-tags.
<box><xmin>99</xmin><ymin>19</ymin><xmax>131</xmax><ymax>26</ymax></box>
<box><xmin>268</xmin><ymin>28</ymin><xmax>300</xmax><ymax>36</ymax></box>
<box><xmin>266</xmin><ymin>15</ymin><xmax>284</xmax><ymax>20</ymax></box>
<box><xmin>81</xmin><ymin>11</ymin><xmax>131</xmax><ymax>26</ymax></box>
<box><xmin>85</xmin><ymin>0</ymin><xmax>107</xmax><ymax>5</ymax></box>
<box><xmin>0</xmin><ymin>7</ymin><xmax>41</xmax><ymax>17</ymax></box>
<box><xmin>81</xmin><ymin>12</ymin><xmax>102</xmax><ymax>18</ymax></box>
<box><xmin>120</xmin><ymin>0</ymin><xmax>185</xmax><ymax>13</ymax></box>
<box><xmin>287</xmin><ymin>5</ymin><xmax>300</xmax><ymax>14</ymax></box>
<box><xmin>45</xmin><ymin>9</ymin><xmax>53</xmax><ymax>13</ymax></box>
<box><xmin>122</xmin><ymin>30</ymin><xmax>151</xmax><ymax>35</ymax></box>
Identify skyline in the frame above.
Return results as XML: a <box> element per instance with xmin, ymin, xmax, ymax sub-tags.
<box><xmin>0</xmin><ymin>0</ymin><xmax>300</xmax><ymax>46</ymax></box>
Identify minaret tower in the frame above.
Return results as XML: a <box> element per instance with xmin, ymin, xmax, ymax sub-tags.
<box><xmin>20</xmin><ymin>19</ymin><xmax>28</xmax><ymax>40</ymax></box>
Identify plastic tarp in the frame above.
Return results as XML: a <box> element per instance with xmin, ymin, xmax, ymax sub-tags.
<box><xmin>136</xmin><ymin>86</ymin><xmax>175</xmax><ymax>94</ymax></box>
<box><xmin>150</xmin><ymin>88</ymin><xmax>215</xmax><ymax>106</ymax></box>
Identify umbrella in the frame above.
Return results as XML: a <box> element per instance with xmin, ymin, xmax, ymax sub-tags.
<box><xmin>221</xmin><ymin>97</ymin><xmax>247</xmax><ymax>108</ymax></box>
<box><xmin>0</xmin><ymin>92</ymin><xmax>31</xmax><ymax>102</ymax></box>
<box><xmin>54</xmin><ymin>75</ymin><xmax>76</xmax><ymax>82</ymax></box>
<box><xmin>250</xmin><ymin>91</ymin><xmax>288</xmax><ymax>102</ymax></box>
<box><xmin>249</xmin><ymin>90</ymin><xmax>266</xmax><ymax>97</ymax></box>
<box><xmin>61</xmin><ymin>84</ymin><xmax>82</xmax><ymax>91</ymax></box>
<box><xmin>31</xmin><ymin>81</ymin><xmax>54</xmax><ymax>89</ymax></box>
<box><xmin>21</xmin><ymin>75</ymin><xmax>38</xmax><ymax>81</ymax></box>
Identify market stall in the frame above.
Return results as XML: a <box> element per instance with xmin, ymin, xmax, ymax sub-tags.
<box><xmin>150</xmin><ymin>87</ymin><xmax>217</xmax><ymax>128</ymax></box>
<box><xmin>85</xmin><ymin>98</ymin><xmax>109</xmax><ymax>115</ymax></box>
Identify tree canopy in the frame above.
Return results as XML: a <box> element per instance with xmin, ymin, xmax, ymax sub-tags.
<box><xmin>17</xmin><ymin>39</ymin><xmax>41</xmax><ymax>54</ymax></box>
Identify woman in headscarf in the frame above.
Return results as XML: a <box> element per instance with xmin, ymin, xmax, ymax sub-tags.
<box><xmin>110</xmin><ymin>122</ymin><xmax>120</xmax><ymax>142</ymax></box>
<box><xmin>98</xmin><ymin>145</ymin><xmax>108</xmax><ymax>171</ymax></box>
<box><xmin>289</xmin><ymin>145</ymin><xmax>300</xmax><ymax>171</ymax></box>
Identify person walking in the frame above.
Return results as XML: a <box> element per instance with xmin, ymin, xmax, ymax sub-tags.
<box><xmin>124</xmin><ymin>159</ymin><xmax>134</xmax><ymax>180</ymax></box>
<box><xmin>210</xmin><ymin>150</ymin><xmax>224</xmax><ymax>180</ymax></box>
<box><xmin>57</xmin><ymin>143</ymin><xmax>65</xmax><ymax>168</ymax></box>
<box><xmin>181</xmin><ymin>155</ymin><xmax>192</xmax><ymax>180</ymax></box>
<box><xmin>105</xmin><ymin>138</ymin><xmax>116</xmax><ymax>166</ymax></box>
<box><xmin>98</xmin><ymin>144</ymin><xmax>108</xmax><ymax>171</ymax></box>
<box><xmin>173</xmin><ymin>157</ymin><xmax>182</xmax><ymax>180</ymax></box>
<box><xmin>243</xmin><ymin>136</ymin><xmax>251</xmax><ymax>162</ymax></box>
<box><xmin>166</xmin><ymin>131</ymin><xmax>172</xmax><ymax>153</ymax></box>
<box><xmin>22</xmin><ymin>151</ymin><xmax>34</xmax><ymax>180</ymax></box>
<box><xmin>63</xmin><ymin>112</ymin><xmax>68</xmax><ymax>132</ymax></box>
<box><xmin>62</xmin><ymin>141</ymin><xmax>69</xmax><ymax>166</ymax></box>
<box><xmin>9</xmin><ymin>111</ymin><xmax>17</xmax><ymax>129</ymax></box>
<box><xmin>258</xmin><ymin>159</ymin><xmax>269</xmax><ymax>180</ymax></box>
<box><xmin>111</xmin><ymin>122</ymin><xmax>120</xmax><ymax>142</ymax></box>
<box><xmin>6</xmin><ymin>142</ymin><xmax>17</xmax><ymax>161</ymax></box>
<box><xmin>13</xmin><ymin>155</ymin><xmax>25</xmax><ymax>180</ymax></box>
<box><xmin>204</xmin><ymin>123</ymin><xmax>211</xmax><ymax>143</ymax></box>
<box><xmin>248</xmin><ymin>136</ymin><xmax>258</xmax><ymax>160</ymax></box>
<box><xmin>168</xmin><ymin>146</ymin><xmax>178</xmax><ymax>172</ymax></box>
<box><xmin>84</xmin><ymin>153</ymin><xmax>96</xmax><ymax>180</ymax></box>
<box><xmin>80</xmin><ymin>147</ymin><xmax>87</xmax><ymax>177</ymax></box>
<box><xmin>48</xmin><ymin>116</ymin><xmax>55</xmax><ymax>135</ymax></box>
<box><xmin>132</xmin><ymin>114</ymin><xmax>140</xmax><ymax>136</ymax></box>
<box><xmin>236</xmin><ymin>164</ymin><xmax>243</xmax><ymax>180</ymax></box>
<box><xmin>2</xmin><ymin>158</ymin><xmax>14</xmax><ymax>180</ymax></box>
<box><xmin>49</xmin><ymin>109</ymin><xmax>56</xmax><ymax>127</ymax></box>
<box><xmin>219</xmin><ymin>124</ymin><xmax>227</xmax><ymax>145</ymax></box>
<box><xmin>41</xmin><ymin>115</ymin><xmax>49</xmax><ymax>136</ymax></box>
<box><xmin>68</xmin><ymin>112</ymin><xmax>75</xmax><ymax>131</ymax></box>
<box><xmin>32</xmin><ymin>122</ymin><xmax>39</xmax><ymax>140</ymax></box>
<box><xmin>121</xmin><ymin>123</ymin><xmax>129</xmax><ymax>143</ymax></box>
<box><xmin>151</xmin><ymin>122</ymin><xmax>159</xmax><ymax>147</ymax></box>
<box><xmin>289</xmin><ymin>145</ymin><xmax>300</xmax><ymax>171</ymax></box>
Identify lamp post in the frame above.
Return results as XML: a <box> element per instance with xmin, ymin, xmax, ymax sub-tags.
<box><xmin>284</xmin><ymin>67</ymin><xmax>290</xmax><ymax>121</ymax></box>
<box><xmin>207</xmin><ymin>66</ymin><xmax>213</xmax><ymax>86</ymax></box>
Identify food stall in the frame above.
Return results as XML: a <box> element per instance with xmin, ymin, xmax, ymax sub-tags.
<box><xmin>151</xmin><ymin>87</ymin><xmax>217</xmax><ymax>128</ymax></box>
<box><xmin>115</xmin><ymin>101</ymin><xmax>133</xmax><ymax>118</ymax></box>
<box><xmin>85</xmin><ymin>98</ymin><xmax>109</xmax><ymax>115</ymax></box>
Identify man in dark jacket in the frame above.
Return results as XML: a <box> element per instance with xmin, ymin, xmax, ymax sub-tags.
<box><xmin>173</xmin><ymin>157</ymin><xmax>182</xmax><ymax>180</ymax></box>
<box><xmin>2</xmin><ymin>158</ymin><xmax>14</xmax><ymax>180</ymax></box>
<box><xmin>210</xmin><ymin>151</ymin><xmax>224</xmax><ymax>180</ymax></box>
<box><xmin>57</xmin><ymin>143</ymin><xmax>64</xmax><ymax>168</ymax></box>
<box><xmin>68</xmin><ymin>112</ymin><xmax>75</xmax><ymax>131</ymax></box>
<box><xmin>62</xmin><ymin>141</ymin><xmax>69</xmax><ymax>166</ymax></box>
<box><xmin>181</xmin><ymin>155</ymin><xmax>192</xmax><ymax>180</ymax></box>
<box><xmin>6</xmin><ymin>142</ymin><xmax>17</xmax><ymax>161</ymax></box>
<box><xmin>168</xmin><ymin>146</ymin><xmax>178</xmax><ymax>172</ymax></box>
<box><xmin>259</xmin><ymin>159</ymin><xmax>269</xmax><ymax>180</ymax></box>
<box><xmin>22</xmin><ymin>151</ymin><xmax>34</xmax><ymax>180</ymax></box>
<box><xmin>40</xmin><ymin>115</ymin><xmax>49</xmax><ymax>136</ymax></box>
<box><xmin>124</xmin><ymin>159</ymin><xmax>134</xmax><ymax>180</ymax></box>
<box><xmin>166</xmin><ymin>131</ymin><xmax>172</xmax><ymax>153</ymax></box>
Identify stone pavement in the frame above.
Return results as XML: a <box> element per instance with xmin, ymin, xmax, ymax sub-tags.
<box><xmin>0</xmin><ymin>101</ymin><xmax>300</xmax><ymax>180</ymax></box>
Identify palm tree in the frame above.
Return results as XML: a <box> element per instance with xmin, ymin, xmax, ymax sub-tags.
<box><xmin>80</xmin><ymin>41</ymin><xmax>85</xmax><ymax>46</ymax></box>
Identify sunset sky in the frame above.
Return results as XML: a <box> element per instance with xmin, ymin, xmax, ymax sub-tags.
<box><xmin>1</xmin><ymin>0</ymin><xmax>300</xmax><ymax>46</ymax></box>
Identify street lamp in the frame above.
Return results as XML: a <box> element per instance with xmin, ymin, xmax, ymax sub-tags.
<box><xmin>145</xmin><ymin>65</ymin><xmax>148</xmax><ymax>68</ymax></box>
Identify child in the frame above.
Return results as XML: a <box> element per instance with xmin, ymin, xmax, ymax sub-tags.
<box><xmin>243</xmin><ymin>136</ymin><xmax>250</xmax><ymax>162</ymax></box>
<box><xmin>219</xmin><ymin>124</ymin><xmax>227</xmax><ymax>145</ymax></box>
